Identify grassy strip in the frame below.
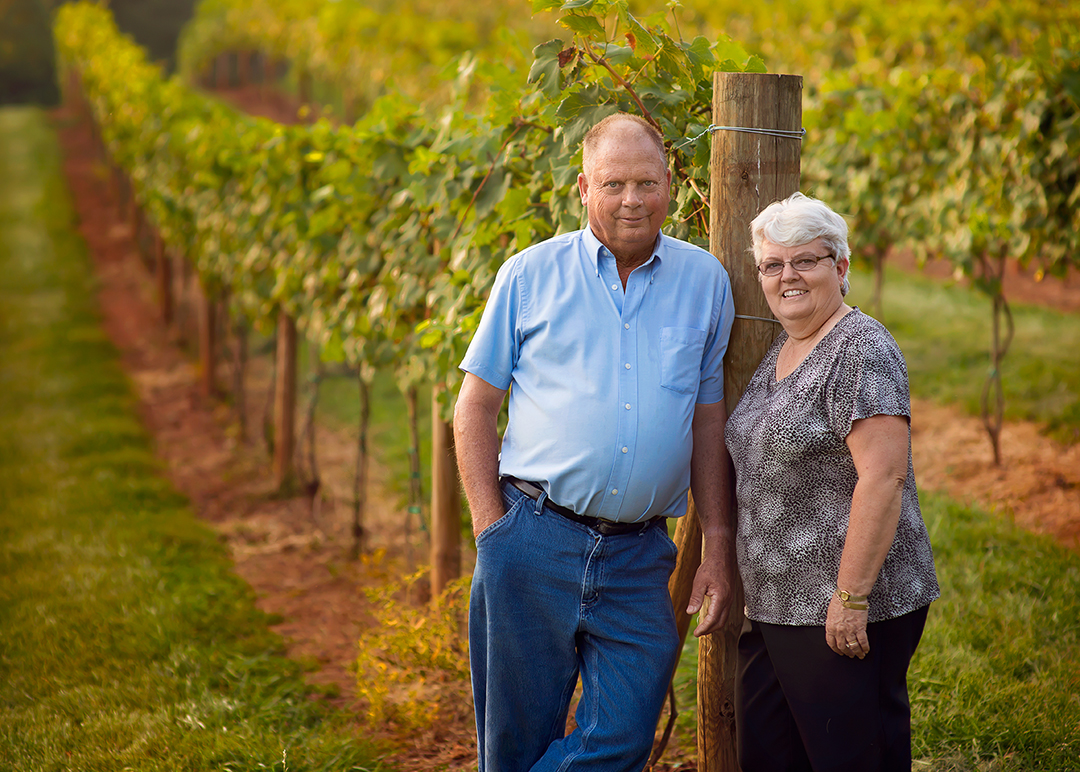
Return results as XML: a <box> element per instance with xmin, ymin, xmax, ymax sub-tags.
<box><xmin>910</xmin><ymin>492</ymin><xmax>1080</xmax><ymax>769</ymax></box>
<box><xmin>0</xmin><ymin>106</ymin><xmax>389</xmax><ymax>772</ymax></box>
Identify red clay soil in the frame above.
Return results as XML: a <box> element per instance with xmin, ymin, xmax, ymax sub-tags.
<box><xmin>51</xmin><ymin>98</ymin><xmax>1080</xmax><ymax>772</ymax></box>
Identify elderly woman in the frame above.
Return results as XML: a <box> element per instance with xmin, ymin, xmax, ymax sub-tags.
<box><xmin>725</xmin><ymin>192</ymin><xmax>940</xmax><ymax>772</ymax></box>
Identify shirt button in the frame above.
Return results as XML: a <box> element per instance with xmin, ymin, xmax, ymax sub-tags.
<box><xmin>621</xmin><ymin>447</ymin><xmax>628</xmax><ymax>454</ymax></box>
<box><xmin>624</xmin><ymin>323</ymin><xmax>630</xmax><ymax>329</ymax></box>
<box><xmin>624</xmin><ymin>363</ymin><xmax>631</xmax><ymax>370</ymax></box>
<box><xmin>611</xmin><ymin>489</ymin><xmax>618</xmax><ymax>495</ymax></box>
<box><xmin>625</xmin><ymin>403</ymin><xmax>631</xmax><ymax>410</ymax></box>
<box><xmin>611</xmin><ymin>283</ymin><xmax>618</xmax><ymax>291</ymax></box>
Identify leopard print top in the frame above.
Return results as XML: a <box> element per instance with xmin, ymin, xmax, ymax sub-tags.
<box><xmin>725</xmin><ymin>308</ymin><xmax>940</xmax><ymax>626</ymax></box>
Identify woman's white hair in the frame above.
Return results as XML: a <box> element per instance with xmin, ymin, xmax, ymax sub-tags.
<box><xmin>750</xmin><ymin>192</ymin><xmax>852</xmax><ymax>296</ymax></box>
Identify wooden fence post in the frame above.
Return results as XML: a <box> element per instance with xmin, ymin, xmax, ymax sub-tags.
<box><xmin>154</xmin><ymin>229</ymin><xmax>173</xmax><ymax>325</ymax></box>
<box><xmin>430</xmin><ymin>389</ymin><xmax>462</xmax><ymax>600</ymax></box>
<box><xmin>694</xmin><ymin>71</ymin><xmax>802</xmax><ymax>771</ymax></box>
<box><xmin>668</xmin><ymin>508</ymin><xmax>705</xmax><ymax>646</ymax></box>
<box><xmin>298</xmin><ymin>69</ymin><xmax>313</xmax><ymax>109</ymax></box>
<box><xmin>195</xmin><ymin>277</ymin><xmax>216</xmax><ymax>397</ymax></box>
<box><xmin>260</xmin><ymin>56</ymin><xmax>277</xmax><ymax>98</ymax></box>
<box><xmin>215</xmin><ymin>52</ymin><xmax>231</xmax><ymax>89</ymax></box>
<box><xmin>238</xmin><ymin>50</ymin><xmax>252</xmax><ymax>87</ymax></box>
<box><xmin>175</xmin><ymin>253</ymin><xmax>196</xmax><ymax>345</ymax></box>
<box><xmin>343</xmin><ymin>91</ymin><xmax>357</xmax><ymax>125</ymax></box>
<box><xmin>273</xmin><ymin>310</ymin><xmax>298</xmax><ymax>489</ymax></box>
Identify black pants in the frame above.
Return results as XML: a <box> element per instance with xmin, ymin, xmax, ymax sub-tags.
<box><xmin>736</xmin><ymin>606</ymin><xmax>929</xmax><ymax>772</ymax></box>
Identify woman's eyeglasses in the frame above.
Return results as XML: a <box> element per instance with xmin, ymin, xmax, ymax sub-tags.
<box><xmin>757</xmin><ymin>254</ymin><xmax>834</xmax><ymax>277</ymax></box>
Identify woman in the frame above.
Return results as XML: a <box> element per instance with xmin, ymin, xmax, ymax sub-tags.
<box><xmin>725</xmin><ymin>192</ymin><xmax>940</xmax><ymax>772</ymax></box>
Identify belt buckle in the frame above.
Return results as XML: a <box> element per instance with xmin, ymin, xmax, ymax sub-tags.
<box><xmin>594</xmin><ymin>520</ymin><xmax>621</xmax><ymax>536</ymax></box>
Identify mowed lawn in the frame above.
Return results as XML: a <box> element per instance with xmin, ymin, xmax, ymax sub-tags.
<box><xmin>0</xmin><ymin>106</ymin><xmax>389</xmax><ymax>772</ymax></box>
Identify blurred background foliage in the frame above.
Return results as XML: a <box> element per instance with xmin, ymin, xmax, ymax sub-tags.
<box><xmin>0</xmin><ymin>0</ymin><xmax>198</xmax><ymax>105</ymax></box>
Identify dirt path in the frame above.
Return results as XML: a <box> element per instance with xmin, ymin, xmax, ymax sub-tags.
<box><xmin>51</xmin><ymin>100</ymin><xmax>1080</xmax><ymax>771</ymax></box>
<box><xmin>911</xmin><ymin>400</ymin><xmax>1080</xmax><ymax>548</ymax></box>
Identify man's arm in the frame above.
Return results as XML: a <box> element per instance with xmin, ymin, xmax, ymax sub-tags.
<box><xmin>453</xmin><ymin>373</ymin><xmax>510</xmax><ymax>537</ymax></box>
<box><xmin>685</xmin><ymin>399</ymin><xmax>737</xmax><ymax>637</ymax></box>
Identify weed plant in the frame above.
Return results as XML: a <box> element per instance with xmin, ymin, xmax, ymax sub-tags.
<box><xmin>0</xmin><ymin>107</ymin><xmax>389</xmax><ymax>772</ymax></box>
<box><xmin>354</xmin><ymin>571</ymin><xmax>471</xmax><ymax>729</ymax></box>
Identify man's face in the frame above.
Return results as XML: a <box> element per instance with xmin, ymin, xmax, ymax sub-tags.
<box><xmin>577</xmin><ymin>126</ymin><xmax>671</xmax><ymax>266</ymax></box>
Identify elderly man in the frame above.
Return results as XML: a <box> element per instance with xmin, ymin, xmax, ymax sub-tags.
<box><xmin>454</xmin><ymin>113</ymin><xmax>736</xmax><ymax>772</ymax></box>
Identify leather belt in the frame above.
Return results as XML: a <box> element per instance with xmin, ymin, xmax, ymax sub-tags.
<box><xmin>501</xmin><ymin>477</ymin><xmax>661</xmax><ymax>536</ymax></box>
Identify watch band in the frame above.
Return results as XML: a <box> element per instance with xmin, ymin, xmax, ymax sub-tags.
<box><xmin>837</xmin><ymin>589</ymin><xmax>868</xmax><ymax>610</ymax></box>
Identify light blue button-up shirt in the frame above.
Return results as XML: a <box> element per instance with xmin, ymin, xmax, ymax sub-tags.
<box><xmin>460</xmin><ymin>226</ymin><xmax>734</xmax><ymax>522</ymax></box>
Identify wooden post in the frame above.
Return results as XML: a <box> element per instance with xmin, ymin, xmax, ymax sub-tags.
<box><xmin>668</xmin><ymin>505</ymin><xmax>704</xmax><ymax>646</ymax></box>
<box><xmin>154</xmin><ymin>230</ymin><xmax>173</xmax><ymax>325</ymax></box>
<box><xmin>175</xmin><ymin>253</ymin><xmax>195</xmax><ymax>345</ymax></box>
<box><xmin>695</xmin><ymin>71</ymin><xmax>802</xmax><ymax>771</ymax></box>
<box><xmin>260</xmin><ymin>57</ymin><xmax>277</xmax><ymax>98</ymax></box>
<box><xmin>343</xmin><ymin>91</ymin><xmax>357</xmax><ymax>125</ymax></box>
<box><xmin>215</xmin><ymin>53</ymin><xmax>230</xmax><ymax>89</ymax></box>
<box><xmin>298</xmin><ymin>69</ymin><xmax>313</xmax><ymax>109</ymax></box>
<box><xmin>110</xmin><ymin>165</ymin><xmax>126</xmax><ymax>220</ymax></box>
<box><xmin>231</xmin><ymin>316</ymin><xmax>249</xmax><ymax>443</ymax></box>
<box><xmin>195</xmin><ymin>277</ymin><xmax>216</xmax><ymax>397</ymax></box>
<box><xmin>273</xmin><ymin>311</ymin><xmax>298</xmax><ymax>489</ymax></box>
<box><xmin>238</xmin><ymin>50</ymin><xmax>252</xmax><ymax>87</ymax></box>
<box><xmin>430</xmin><ymin>390</ymin><xmax>462</xmax><ymax>600</ymax></box>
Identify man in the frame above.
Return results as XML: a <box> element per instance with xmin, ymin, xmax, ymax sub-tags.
<box><xmin>454</xmin><ymin>113</ymin><xmax>736</xmax><ymax>772</ymax></box>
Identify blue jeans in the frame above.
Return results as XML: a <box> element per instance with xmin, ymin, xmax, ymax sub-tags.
<box><xmin>469</xmin><ymin>482</ymin><xmax>680</xmax><ymax>772</ymax></box>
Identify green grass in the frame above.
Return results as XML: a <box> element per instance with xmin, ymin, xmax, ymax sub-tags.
<box><xmin>308</xmin><ymin>358</ymin><xmax>434</xmax><ymax>514</ymax></box>
<box><xmin>0</xmin><ymin>106</ymin><xmax>390</xmax><ymax>772</ymax></box>
<box><xmin>848</xmin><ymin>263</ymin><xmax>1080</xmax><ymax>444</ymax></box>
<box><xmin>909</xmin><ymin>493</ymin><xmax>1080</xmax><ymax>770</ymax></box>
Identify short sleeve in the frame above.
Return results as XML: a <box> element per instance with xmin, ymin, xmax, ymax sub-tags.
<box><xmin>695</xmin><ymin>271</ymin><xmax>735</xmax><ymax>405</ymax></box>
<box><xmin>826</xmin><ymin>320</ymin><xmax>911</xmax><ymax>438</ymax></box>
<box><xmin>458</xmin><ymin>256</ymin><xmax>525</xmax><ymax>391</ymax></box>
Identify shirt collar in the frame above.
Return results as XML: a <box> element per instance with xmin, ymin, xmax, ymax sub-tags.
<box><xmin>582</xmin><ymin>226</ymin><xmax>664</xmax><ymax>280</ymax></box>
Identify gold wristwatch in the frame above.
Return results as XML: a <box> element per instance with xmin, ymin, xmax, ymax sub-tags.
<box><xmin>837</xmin><ymin>589</ymin><xmax>868</xmax><ymax>611</ymax></box>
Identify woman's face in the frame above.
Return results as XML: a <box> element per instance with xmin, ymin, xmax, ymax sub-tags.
<box><xmin>758</xmin><ymin>237</ymin><xmax>848</xmax><ymax>330</ymax></box>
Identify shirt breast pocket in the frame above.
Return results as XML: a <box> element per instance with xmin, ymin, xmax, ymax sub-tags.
<box><xmin>660</xmin><ymin>327</ymin><xmax>707</xmax><ymax>395</ymax></box>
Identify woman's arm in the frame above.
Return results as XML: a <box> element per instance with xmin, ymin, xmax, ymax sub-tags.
<box><xmin>826</xmin><ymin>413</ymin><xmax>910</xmax><ymax>658</ymax></box>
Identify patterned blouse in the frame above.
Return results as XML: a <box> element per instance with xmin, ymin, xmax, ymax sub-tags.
<box><xmin>725</xmin><ymin>308</ymin><xmax>940</xmax><ymax>626</ymax></box>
